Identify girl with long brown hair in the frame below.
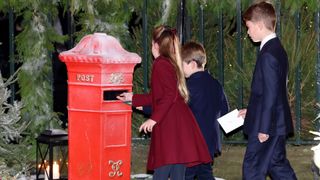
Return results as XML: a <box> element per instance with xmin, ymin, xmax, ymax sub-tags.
<box><xmin>118</xmin><ymin>25</ymin><xmax>211</xmax><ymax>179</ymax></box>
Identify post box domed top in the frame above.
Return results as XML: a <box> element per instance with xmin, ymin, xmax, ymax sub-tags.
<box><xmin>59</xmin><ymin>33</ymin><xmax>141</xmax><ymax>64</ymax></box>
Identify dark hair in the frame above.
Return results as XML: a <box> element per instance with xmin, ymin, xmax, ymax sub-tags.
<box><xmin>243</xmin><ymin>1</ymin><xmax>276</xmax><ymax>31</ymax></box>
<box><xmin>181</xmin><ymin>41</ymin><xmax>206</xmax><ymax>68</ymax></box>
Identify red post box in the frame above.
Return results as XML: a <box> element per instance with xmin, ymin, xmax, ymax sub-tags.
<box><xmin>59</xmin><ymin>33</ymin><xmax>141</xmax><ymax>180</ymax></box>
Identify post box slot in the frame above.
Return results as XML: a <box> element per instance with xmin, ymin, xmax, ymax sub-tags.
<box><xmin>103</xmin><ymin>90</ymin><xmax>128</xmax><ymax>101</ymax></box>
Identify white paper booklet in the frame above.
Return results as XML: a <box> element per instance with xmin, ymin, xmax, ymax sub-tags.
<box><xmin>217</xmin><ymin>109</ymin><xmax>244</xmax><ymax>134</ymax></box>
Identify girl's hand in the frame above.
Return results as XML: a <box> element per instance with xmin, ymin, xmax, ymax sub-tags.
<box><xmin>117</xmin><ymin>92</ymin><xmax>133</xmax><ymax>101</ymax></box>
<box><xmin>136</xmin><ymin>106</ymin><xmax>143</xmax><ymax>111</ymax></box>
<box><xmin>139</xmin><ymin>119</ymin><xmax>157</xmax><ymax>133</ymax></box>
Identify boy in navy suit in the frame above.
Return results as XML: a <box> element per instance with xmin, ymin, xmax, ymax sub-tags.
<box><xmin>238</xmin><ymin>2</ymin><xmax>297</xmax><ymax>179</ymax></box>
<box><xmin>182</xmin><ymin>42</ymin><xmax>229</xmax><ymax>180</ymax></box>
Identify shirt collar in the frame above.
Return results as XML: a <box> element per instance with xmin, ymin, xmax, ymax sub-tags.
<box><xmin>260</xmin><ymin>33</ymin><xmax>277</xmax><ymax>50</ymax></box>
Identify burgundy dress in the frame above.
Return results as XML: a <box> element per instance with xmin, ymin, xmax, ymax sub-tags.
<box><xmin>132</xmin><ymin>56</ymin><xmax>212</xmax><ymax>170</ymax></box>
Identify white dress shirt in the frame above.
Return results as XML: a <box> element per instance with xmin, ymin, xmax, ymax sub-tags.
<box><xmin>260</xmin><ymin>33</ymin><xmax>277</xmax><ymax>50</ymax></box>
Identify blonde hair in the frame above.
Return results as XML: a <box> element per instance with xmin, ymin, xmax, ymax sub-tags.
<box><xmin>152</xmin><ymin>25</ymin><xmax>189</xmax><ymax>102</ymax></box>
<box><xmin>181</xmin><ymin>41</ymin><xmax>207</xmax><ymax>68</ymax></box>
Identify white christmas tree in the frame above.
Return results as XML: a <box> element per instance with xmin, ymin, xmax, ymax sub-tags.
<box><xmin>0</xmin><ymin>71</ymin><xmax>29</xmax><ymax>179</ymax></box>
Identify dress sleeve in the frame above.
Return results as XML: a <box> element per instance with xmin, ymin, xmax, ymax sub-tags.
<box><xmin>132</xmin><ymin>93</ymin><xmax>152</xmax><ymax>107</ymax></box>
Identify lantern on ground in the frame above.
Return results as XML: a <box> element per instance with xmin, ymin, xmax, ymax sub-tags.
<box><xmin>36</xmin><ymin>129</ymin><xmax>68</xmax><ymax>180</ymax></box>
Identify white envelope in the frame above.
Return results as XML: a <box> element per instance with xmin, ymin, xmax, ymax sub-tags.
<box><xmin>217</xmin><ymin>109</ymin><xmax>244</xmax><ymax>134</ymax></box>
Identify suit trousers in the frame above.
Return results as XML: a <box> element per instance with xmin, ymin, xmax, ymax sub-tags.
<box><xmin>153</xmin><ymin>164</ymin><xmax>186</xmax><ymax>180</ymax></box>
<box><xmin>242</xmin><ymin>135</ymin><xmax>297</xmax><ymax>180</ymax></box>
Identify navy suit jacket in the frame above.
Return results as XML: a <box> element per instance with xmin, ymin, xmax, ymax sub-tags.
<box><xmin>243</xmin><ymin>37</ymin><xmax>293</xmax><ymax>137</ymax></box>
<box><xmin>187</xmin><ymin>71</ymin><xmax>229</xmax><ymax>158</ymax></box>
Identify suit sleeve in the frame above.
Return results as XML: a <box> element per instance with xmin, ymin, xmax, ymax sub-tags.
<box><xmin>259</xmin><ymin>53</ymin><xmax>279</xmax><ymax>134</ymax></box>
<box><xmin>220</xmin><ymin>87</ymin><xmax>229</xmax><ymax>116</ymax></box>
<box><xmin>142</xmin><ymin>105</ymin><xmax>152</xmax><ymax>116</ymax></box>
<box><xmin>150</xmin><ymin>60</ymin><xmax>178</xmax><ymax>123</ymax></box>
<box><xmin>186</xmin><ymin>79</ymin><xmax>196</xmax><ymax>107</ymax></box>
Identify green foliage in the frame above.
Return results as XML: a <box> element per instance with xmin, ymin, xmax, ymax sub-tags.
<box><xmin>15</xmin><ymin>1</ymin><xmax>64</xmax><ymax>138</ymax></box>
<box><xmin>70</xmin><ymin>0</ymin><xmax>137</xmax><ymax>44</ymax></box>
<box><xmin>280</xmin><ymin>6</ymin><xmax>318</xmax><ymax>137</ymax></box>
<box><xmin>282</xmin><ymin>0</ymin><xmax>320</xmax><ymax>15</ymax></box>
<box><xmin>0</xmin><ymin>71</ymin><xmax>32</xmax><ymax>177</ymax></box>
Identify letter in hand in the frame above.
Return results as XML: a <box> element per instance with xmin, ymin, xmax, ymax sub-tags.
<box><xmin>238</xmin><ymin>109</ymin><xmax>247</xmax><ymax>119</ymax></box>
<box><xmin>116</xmin><ymin>92</ymin><xmax>133</xmax><ymax>102</ymax></box>
<box><xmin>139</xmin><ymin>119</ymin><xmax>157</xmax><ymax>133</ymax></box>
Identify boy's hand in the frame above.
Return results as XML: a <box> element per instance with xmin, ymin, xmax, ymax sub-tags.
<box><xmin>139</xmin><ymin>119</ymin><xmax>157</xmax><ymax>133</ymax></box>
<box><xmin>117</xmin><ymin>92</ymin><xmax>133</xmax><ymax>101</ymax></box>
<box><xmin>238</xmin><ymin>109</ymin><xmax>247</xmax><ymax>119</ymax></box>
<box><xmin>258</xmin><ymin>133</ymin><xmax>269</xmax><ymax>143</ymax></box>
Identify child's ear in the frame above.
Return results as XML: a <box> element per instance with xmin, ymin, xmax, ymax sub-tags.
<box><xmin>191</xmin><ymin>61</ymin><xmax>197</xmax><ymax>69</ymax></box>
<box><xmin>154</xmin><ymin>43</ymin><xmax>159</xmax><ymax>50</ymax></box>
<box><xmin>257</xmin><ymin>21</ymin><xmax>265</xmax><ymax>30</ymax></box>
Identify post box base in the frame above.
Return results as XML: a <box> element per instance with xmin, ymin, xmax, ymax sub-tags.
<box><xmin>130</xmin><ymin>174</ymin><xmax>152</xmax><ymax>180</ymax></box>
